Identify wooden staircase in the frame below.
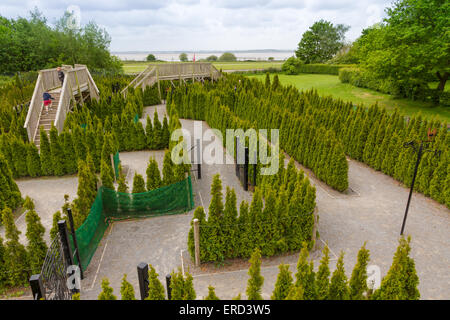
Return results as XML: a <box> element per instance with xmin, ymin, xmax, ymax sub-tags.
<box><xmin>24</xmin><ymin>65</ymin><xmax>100</xmax><ymax>149</ymax></box>
<box><xmin>34</xmin><ymin>91</ymin><xmax>60</xmax><ymax>149</ymax></box>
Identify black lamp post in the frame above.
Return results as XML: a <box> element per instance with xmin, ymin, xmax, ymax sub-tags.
<box><xmin>400</xmin><ymin>129</ymin><xmax>440</xmax><ymax>235</ymax></box>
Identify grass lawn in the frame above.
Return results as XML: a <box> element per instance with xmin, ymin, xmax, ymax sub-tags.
<box><xmin>121</xmin><ymin>60</ymin><xmax>282</xmax><ymax>74</ymax></box>
<box><xmin>247</xmin><ymin>73</ymin><xmax>450</xmax><ymax>123</ymax></box>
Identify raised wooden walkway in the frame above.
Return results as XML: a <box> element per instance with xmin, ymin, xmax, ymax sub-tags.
<box><xmin>24</xmin><ymin>64</ymin><xmax>99</xmax><ymax>148</ymax></box>
<box><xmin>121</xmin><ymin>62</ymin><xmax>221</xmax><ymax>97</ymax></box>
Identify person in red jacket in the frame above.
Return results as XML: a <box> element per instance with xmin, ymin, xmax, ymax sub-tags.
<box><xmin>42</xmin><ymin>92</ymin><xmax>54</xmax><ymax>115</ymax></box>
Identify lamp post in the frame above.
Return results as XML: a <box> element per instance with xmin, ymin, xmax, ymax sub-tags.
<box><xmin>400</xmin><ymin>129</ymin><xmax>440</xmax><ymax>235</ymax></box>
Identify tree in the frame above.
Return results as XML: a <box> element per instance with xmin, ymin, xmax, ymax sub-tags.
<box><xmin>26</xmin><ymin>143</ymin><xmax>41</xmax><ymax>177</ymax></box>
<box><xmin>328</xmin><ymin>252</ymin><xmax>350</xmax><ymax>300</ymax></box>
<box><xmin>132</xmin><ymin>172</ymin><xmax>146</xmax><ymax>193</ymax></box>
<box><xmin>179</xmin><ymin>53</ymin><xmax>188</xmax><ymax>62</ymax></box>
<box><xmin>170</xmin><ymin>268</ymin><xmax>196</xmax><ymax>300</ymax></box>
<box><xmin>349</xmin><ymin>243</ymin><xmax>370</xmax><ymax>300</ymax></box>
<box><xmin>162</xmin><ymin>150</ymin><xmax>175</xmax><ymax>186</ymax></box>
<box><xmin>0</xmin><ymin>236</ymin><xmax>6</xmax><ymax>288</ymax></box>
<box><xmin>146</xmin><ymin>157</ymin><xmax>162</xmax><ymax>191</ymax></box>
<box><xmin>206</xmin><ymin>55</ymin><xmax>218</xmax><ymax>62</ymax></box>
<box><xmin>372</xmin><ymin>236</ymin><xmax>420</xmax><ymax>300</ymax></box>
<box><xmin>39</xmin><ymin>127</ymin><xmax>53</xmax><ymax>175</ymax></box>
<box><xmin>120</xmin><ymin>274</ymin><xmax>136</xmax><ymax>300</ymax></box>
<box><xmin>285</xmin><ymin>285</ymin><xmax>304</xmax><ymax>300</ymax></box>
<box><xmin>100</xmin><ymin>159</ymin><xmax>115</xmax><ymax>190</ymax></box>
<box><xmin>50</xmin><ymin>210</ymin><xmax>62</xmax><ymax>241</ymax></box>
<box><xmin>219</xmin><ymin>52</ymin><xmax>237</xmax><ymax>62</ymax></box>
<box><xmin>24</xmin><ymin>197</ymin><xmax>48</xmax><ymax>274</ymax></box>
<box><xmin>0</xmin><ymin>154</ymin><xmax>22</xmax><ymax>211</ymax></box>
<box><xmin>146</xmin><ymin>54</ymin><xmax>156</xmax><ymax>62</ymax></box>
<box><xmin>294</xmin><ymin>243</ymin><xmax>316</xmax><ymax>300</ymax></box>
<box><xmin>204</xmin><ymin>286</ymin><xmax>220</xmax><ymax>300</ymax></box>
<box><xmin>316</xmin><ymin>244</ymin><xmax>331</xmax><ymax>300</ymax></box>
<box><xmin>98</xmin><ymin>278</ymin><xmax>117</xmax><ymax>300</ymax></box>
<box><xmin>117</xmin><ymin>165</ymin><xmax>128</xmax><ymax>193</ymax></box>
<box><xmin>281</xmin><ymin>57</ymin><xmax>303</xmax><ymax>75</ymax></box>
<box><xmin>271</xmin><ymin>264</ymin><xmax>293</xmax><ymax>300</ymax></box>
<box><xmin>295</xmin><ymin>20</ymin><xmax>349</xmax><ymax>64</ymax></box>
<box><xmin>2</xmin><ymin>207</ymin><xmax>28</xmax><ymax>286</ymax></box>
<box><xmin>146</xmin><ymin>264</ymin><xmax>166</xmax><ymax>300</ymax></box>
<box><xmin>246</xmin><ymin>248</ymin><xmax>264</xmax><ymax>300</ymax></box>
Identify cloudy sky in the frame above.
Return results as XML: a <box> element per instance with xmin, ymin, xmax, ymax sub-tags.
<box><xmin>1</xmin><ymin>0</ymin><xmax>393</xmax><ymax>52</ymax></box>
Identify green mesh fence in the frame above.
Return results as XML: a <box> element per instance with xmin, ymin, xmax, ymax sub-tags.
<box><xmin>70</xmin><ymin>176</ymin><xmax>194</xmax><ymax>271</ymax></box>
<box><xmin>70</xmin><ymin>190</ymin><xmax>107</xmax><ymax>271</ymax></box>
<box><xmin>133</xmin><ymin>114</ymin><xmax>139</xmax><ymax>123</ymax></box>
<box><xmin>113</xmin><ymin>152</ymin><xmax>120</xmax><ymax>179</ymax></box>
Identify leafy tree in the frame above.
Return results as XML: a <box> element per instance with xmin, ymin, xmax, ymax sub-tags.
<box><xmin>146</xmin><ymin>54</ymin><xmax>156</xmax><ymax>62</ymax></box>
<box><xmin>39</xmin><ymin>127</ymin><xmax>53</xmax><ymax>175</ymax></box>
<box><xmin>271</xmin><ymin>264</ymin><xmax>293</xmax><ymax>300</ymax></box>
<box><xmin>285</xmin><ymin>285</ymin><xmax>304</xmax><ymax>300</ymax></box>
<box><xmin>206</xmin><ymin>55</ymin><xmax>218</xmax><ymax>62</ymax></box>
<box><xmin>98</xmin><ymin>278</ymin><xmax>117</xmax><ymax>300</ymax></box>
<box><xmin>328</xmin><ymin>252</ymin><xmax>350</xmax><ymax>300</ymax></box>
<box><xmin>132</xmin><ymin>172</ymin><xmax>146</xmax><ymax>193</ymax></box>
<box><xmin>294</xmin><ymin>243</ymin><xmax>316</xmax><ymax>300</ymax></box>
<box><xmin>316</xmin><ymin>244</ymin><xmax>331</xmax><ymax>300</ymax></box>
<box><xmin>117</xmin><ymin>165</ymin><xmax>128</xmax><ymax>193</ymax></box>
<box><xmin>2</xmin><ymin>207</ymin><xmax>28</xmax><ymax>286</ymax></box>
<box><xmin>24</xmin><ymin>197</ymin><xmax>48</xmax><ymax>274</ymax></box>
<box><xmin>0</xmin><ymin>236</ymin><xmax>6</xmax><ymax>288</ymax></box>
<box><xmin>0</xmin><ymin>154</ymin><xmax>22</xmax><ymax>211</ymax></box>
<box><xmin>170</xmin><ymin>268</ymin><xmax>196</xmax><ymax>300</ymax></box>
<box><xmin>100</xmin><ymin>159</ymin><xmax>115</xmax><ymax>190</ymax></box>
<box><xmin>50</xmin><ymin>210</ymin><xmax>62</xmax><ymax>241</ymax></box>
<box><xmin>204</xmin><ymin>286</ymin><xmax>220</xmax><ymax>300</ymax></box>
<box><xmin>120</xmin><ymin>274</ymin><xmax>136</xmax><ymax>300</ymax></box>
<box><xmin>246</xmin><ymin>248</ymin><xmax>264</xmax><ymax>300</ymax></box>
<box><xmin>372</xmin><ymin>236</ymin><xmax>420</xmax><ymax>300</ymax></box>
<box><xmin>179</xmin><ymin>53</ymin><xmax>188</xmax><ymax>62</ymax></box>
<box><xmin>146</xmin><ymin>157</ymin><xmax>162</xmax><ymax>191</ymax></box>
<box><xmin>146</xmin><ymin>264</ymin><xmax>166</xmax><ymax>300</ymax></box>
<box><xmin>349</xmin><ymin>243</ymin><xmax>370</xmax><ymax>300</ymax></box>
<box><xmin>162</xmin><ymin>150</ymin><xmax>175</xmax><ymax>186</ymax></box>
<box><xmin>296</xmin><ymin>20</ymin><xmax>349</xmax><ymax>63</ymax></box>
<box><xmin>219</xmin><ymin>52</ymin><xmax>237</xmax><ymax>62</ymax></box>
<box><xmin>26</xmin><ymin>143</ymin><xmax>41</xmax><ymax>177</ymax></box>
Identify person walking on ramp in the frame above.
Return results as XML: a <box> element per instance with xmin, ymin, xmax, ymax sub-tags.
<box><xmin>42</xmin><ymin>92</ymin><xmax>55</xmax><ymax>115</ymax></box>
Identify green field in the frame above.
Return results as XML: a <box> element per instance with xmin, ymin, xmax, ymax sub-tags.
<box><xmin>247</xmin><ymin>73</ymin><xmax>450</xmax><ymax>123</ymax></box>
<box><xmin>122</xmin><ymin>60</ymin><xmax>283</xmax><ymax>74</ymax></box>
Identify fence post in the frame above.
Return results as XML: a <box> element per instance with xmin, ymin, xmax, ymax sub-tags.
<box><xmin>196</xmin><ymin>138</ymin><xmax>201</xmax><ymax>180</ymax></box>
<box><xmin>166</xmin><ymin>274</ymin><xmax>172</xmax><ymax>300</ymax></box>
<box><xmin>244</xmin><ymin>147</ymin><xmax>249</xmax><ymax>191</ymax></box>
<box><xmin>137</xmin><ymin>262</ymin><xmax>149</xmax><ymax>300</ymax></box>
<box><xmin>253</xmin><ymin>150</ymin><xmax>257</xmax><ymax>187</ymax></box>
<box><xmin>235</xmin><ymin>136</ymin><xmax>239</xmax><ymax>177</ymax></box>
<box><xmin>193</xmin><ymin>219</ymin><xmax>200</xmax><ymax>267</ymax></box>
<box><xmin>67</xmin><ymin>208</ymin><xmax>83</xmax><ymax>280</ymax></box>
<box><xmin>110</xmin><ymin>154</ymin><xmax>116</xmax><ymax>182</ymax></box>
<box><xmin>58</xmin><ymin>220</ymin><xmax>74</xmax><ymax>267</ymax></box>
<box><xmin>29</xmin><ymin>274</ymin><xmax>45</xmax><ymax>300</ymax></box>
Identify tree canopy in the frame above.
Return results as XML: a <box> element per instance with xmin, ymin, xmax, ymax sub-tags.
<box><xmin>295</xmin><ymin>20</ymin><xmax>349</xmax><ymax>64</ymax></box>
<box><xmin>0</xmin><ymin>9</ymin><xmax>122</xmax><ymax>74</ymax></box>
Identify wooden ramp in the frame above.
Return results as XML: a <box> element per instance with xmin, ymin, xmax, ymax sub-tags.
<box><xmin>24</xmin><ymin>65</ymin><xmax>99</xmax><ymax>148</ymax></box>
<box><xmin>122</xmin><ymin>62</ymin><xmax>221</xmax><ymax>97</ymax></box>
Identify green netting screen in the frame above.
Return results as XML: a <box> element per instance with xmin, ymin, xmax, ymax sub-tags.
<box><xmin>70</xmin><ymin>190</ymin><xmax>107</xmax><ymax>270</ymax></box>
<box><xmin>133</xmin><ymin>114</ymin><xmax>139</xmax><ymax>123</ymax></box>
<box><xmin>113</xmin><ymin>152</ymin><xmax>120</xmax><ymax>179</ymax></box>
<box><xmin>70</xmin><ymin>176</ymin><xmax>194</xmax><ymax>270</ymax></box>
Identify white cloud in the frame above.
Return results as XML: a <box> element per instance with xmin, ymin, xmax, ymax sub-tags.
<box><xmin>0</xmin><ymin>0</ymin><xmax>392</xmax><ymax>51</ymax></box>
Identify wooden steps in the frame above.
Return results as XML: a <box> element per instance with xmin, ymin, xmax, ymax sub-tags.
<box><xmin>34</xmin><ymin>92</ymin><xmax>60</xmax><ymax>149</ymax></box>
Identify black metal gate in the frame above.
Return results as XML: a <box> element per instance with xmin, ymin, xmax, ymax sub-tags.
<box><xmin>39</xmin><ymin>237</ymin><xmax>72</xmax><ymax>300</ymax></box>
<box><xmin>29</xmin><ymin>219</ymin><xmax>81</xmax><ymax>300</ymax></box>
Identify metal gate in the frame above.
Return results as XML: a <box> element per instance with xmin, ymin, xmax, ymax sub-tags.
<box><xmin>39</xmin><ymin>237</ymin><xmax>72</xmax><ymax>300</ymax></box>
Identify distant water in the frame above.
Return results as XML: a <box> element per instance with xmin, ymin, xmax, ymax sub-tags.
<box><xmin>113</xmin><ymin>51</ymin><xmax>294</xmax><ymax>61</ymax></box>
